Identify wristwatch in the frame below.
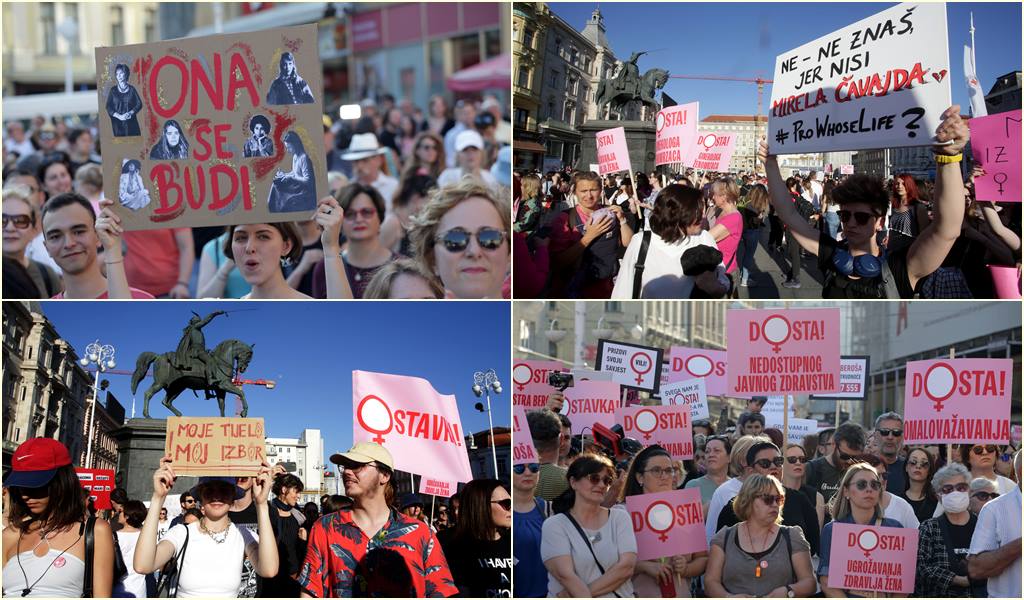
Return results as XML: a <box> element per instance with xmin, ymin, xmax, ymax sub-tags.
<box><xmin>785</xmin><ymin>584</ymin><xmax>795</xmax><ymax>598</ymax></box>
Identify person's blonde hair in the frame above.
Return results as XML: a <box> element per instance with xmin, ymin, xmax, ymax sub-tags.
<box><xmin>521</xmin><ymin>174</ymin><xmax>541</xmax><ymax>202</ymax></box>
<box><xmin>829</xmin><ymin>462</ymin><xmax>884</xmax><ymax>522</ymax></box>
<box><xmin>730</xmin><ymin>435</ymin><xmax>770</xmax><ymax>477</ymax></box>
<box><xmin>733</xmin><ymin>474</ymin><xmax>785</xmax><ymax>523</ymax></box>
<box><xmin>712</xmin><ymin>178</ymin><xmax>740</xmax><ymax>203</ymax></box>
<box><xmin>363</xmin><ymin>258</ymin><xmax>444</xmax><ymax>299</ymax></box>
<box><xmin>408</xmin><ymin>180</ymin><xmax>510</xmax><ymax>279</ymax></box>
<box><xmin>73</xmin><ymin>163</ymin><xmax>103</xmax><ymax>193</ymax></box>
<box><xmin>745</xmin><ymin>184</ymin><xmax>770</xmax><ymax>217</ymax></box>
<box><xmin>2</xmin><ymin>186</ymin><xmax>37</xmax><ymax>226</ymax></box>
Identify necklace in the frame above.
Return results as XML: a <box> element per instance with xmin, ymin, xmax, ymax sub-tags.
<box><xmin>17</xmin><ymin>526</ymin><xmax>81</xmax><ymax>597</ymax></box>
<box><xmin>199</xmin><ymin>518</ymin><xmax>231</xmax><ymax>544</ymax></box>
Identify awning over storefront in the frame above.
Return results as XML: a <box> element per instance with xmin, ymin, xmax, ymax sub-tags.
<box><xmin>446</xmin><ymin>54</ymin><xmax>510</xmax><ymax>92</ymax></box>
<box><xmin>188</xmin><ymin>3</ymin><xmax>330</xmax><ymax>37</ymax></box>
<box><xmin>515</xmin><ymin>140</ymin><xmax>546</xmax><ymax>154</ymax></box>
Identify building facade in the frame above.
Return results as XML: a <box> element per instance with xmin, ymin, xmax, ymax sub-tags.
<box><xmin>699</xmin><ymin>115</ymin><xmax>768</xmax><ymax>174</ymax></box>
<box><xmin>985</xmin><ymin>71</ymin><xmax>1022</xmax><ymax>115</ymax></box>
<box><xmin>852</xmin><ymin>148</ymin><xmax>887</xmax><ymax>179</ymax></box>
<box><xmin>266</xmin><ymin>428</ymin><xmax>325</xmax><ymax>503</ymax></box>
<box><xmin>512</xmin><ymin>3</ymin><xmax>549</xmax><ymax>170</ymax></box>
<box><xmin>467</xmin><ymin>427</ymin><xmax>511</xmax><ymax>485</ymax></box>
<box><xmin>80</xmin><ymin>391</ymin><xmax>124</xmax><ymax>472</ymax></box>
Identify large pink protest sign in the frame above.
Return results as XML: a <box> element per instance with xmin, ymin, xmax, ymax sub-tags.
<box><xmin>596</xmin><ymin>126</ymin><xmax>631</xmax><ymax>175</ymax></box>
<box><xmin>626</xmin><ymin>488</ymin><xmax>706</xmax><ymax>560</ymax></box>
<box><xmin>512</xmin><ymin>405</ymin><xmax>539</xmax><ymax>465</ymax></box>
<box><xmin>668</xmin><ymin>346</ymin><xmax>727</xmax><ymax>396</ymax></box>
<box><xmin>419</xmin><ymin>477</ymin><xmax>456</xmax><ymax>498</ymax></box>
<box><xmin>726</xmin><ymin>308</ymin><xmax>841</xmax><ymax>395</ymax></box>
<box><xmin>903</xmin><ymin>358</ymin><xmax>1013</xmax><ymax>445</ymax></box>
<box><xmin>687</xmin><ymin>132</ymin><xmax>737</xmax><ymax>171</ymax></box>
<box><xmin>513</xmin><ymin>360</ymin><xmax>566</xmax><ymax>409</ymax></box>
<box><xmin>969</xmin><ymin>110</ymin><xmax>1021</xmax><ymax>203</ymax></box>
<box><xmin>616</xmin><ymin>404</ymin><xmax>693</xmax><ymax>459</ymax></box>
<box><xmin>563</xmin><ymin>380</ymin><xmax>620</xmax><ymax>435</ymax></box>
<box><xmin>352</xmin><ymin>370</ymin><xmax>472</xmax><ymax>483</ymax></box>
<box><xmin>826</xmin><ymin>522</ymin><xmax>919</xmax><ymax>595</ymax></box>
<box><xmin>655</xmin><ymin>103</ymin><xmax>699</xmax><ymax>166</ymax></box>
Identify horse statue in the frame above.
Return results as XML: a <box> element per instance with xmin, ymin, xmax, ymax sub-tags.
<box><xmin>131</xmin><ymin>339</ymin><xmax>255</xmax><ymax>418</ymax></box>
<box><xmin>596</xmin><ymin>67</ymin><xmax>670</xmax><ymax>119</ymax></box>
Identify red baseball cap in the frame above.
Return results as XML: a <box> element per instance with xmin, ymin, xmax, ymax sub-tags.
<box><xmin>4</xmin><ymin>438</ymin><xmax>72</xmax><ymax>488</ymax></box>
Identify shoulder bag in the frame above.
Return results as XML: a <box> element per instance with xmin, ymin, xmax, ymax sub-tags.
<box><xmin>156</xmin><ymin>524</ymin><xmax>191</xmax><ymax>598</ymax></box>
<box><xmin>563</xmin><ymin>511</ymin><xmax>623</xmax><ymax>598</ymax></box>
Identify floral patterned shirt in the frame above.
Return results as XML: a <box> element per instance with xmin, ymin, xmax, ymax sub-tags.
<box><xmin>297</xmin><ymin>509</ymin><xmax>457</xmax><ymax>598</ymax></box>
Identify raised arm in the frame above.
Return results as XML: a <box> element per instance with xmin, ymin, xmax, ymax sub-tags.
<box><xmin>248</xmin><ymin>463</ymin><xmax>280</xmax><ymax>578</ymax></box>
<box><xmin>905</xmin><ymin>105</ymin><xmax>969</xmax><ymax>288</ymax></box>
<box><xmin>96</xmin><ymin>197</ymin><xmax>133</xmax><ymax>299</ymax></box>
<box><xmin>316</xmin><ymin>196</ymin><xmax>354</xmax><ymax>299</ymax></box>
<box><xmin>757</xmin><ymin>140</ymin><xmax>820</xmax><ymax>256</ymax></box>
<box><xmin>134</xmin><ymin>456</ymin><xmax>180</xmax><ymax>575</ymax></box>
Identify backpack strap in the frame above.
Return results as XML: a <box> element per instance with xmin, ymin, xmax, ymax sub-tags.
<box><xmin>83</xmin><ymin>516</ymin><xmax>96</xmax><ymax>598</ymax></box>
<box><xmin>632</xmin><ymin>230</ymin><xmax>652</xmax><ymax>299</ymax></box>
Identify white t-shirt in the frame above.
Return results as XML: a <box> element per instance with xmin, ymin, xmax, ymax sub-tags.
<box><xmin>540</xmin><ymin>509</ymin><xmax>637</xmax><ymax>598</ymax></box>
<box><xmin>114</xmin><ymin>530</ymin><xmax>147</xmax><ymax>598</ymax></box>
<box><xmin>882</xmin><ymin>493</ymin><xmax>919</xmax><ymax>529</ymax></box>
<box><xmin>162</xmin><ymin>522</ymin><xmax>257</xmax><ymax>598</ymax></box>
<box><xmin>809</xmin><ymin>179</ymin><xmax>823</xmax><ymax>210</ymax></box>
<box><xmin>969</xmin><ymin>486</ymin><xmax>1021</xmax><ymax>599</ymax></box>
<box><xmin>612</xmin><ymin>230</ymin><xmax>727</xmax><ymax>299</ymax></box>
<box><xmin>705</xmin><ymin>477</ymin><xmax>743</xmax><ymax>543</ymax></box>
<box><xmin>366</xmin><ymin>173</ymin><xmax>398</xmax><ymax>212</ymax></box>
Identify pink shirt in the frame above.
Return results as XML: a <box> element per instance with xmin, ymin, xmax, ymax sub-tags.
<box><xmin>52</xmin><ymin>288</ymin><xmax>156</xmax><ymax>299</ymax></box>
<box><xmin>715</xmin><ymin>211</ymin><xmax>743</xmax><ymax>273</ymax></box>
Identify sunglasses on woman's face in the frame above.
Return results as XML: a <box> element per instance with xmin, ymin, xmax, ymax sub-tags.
<box><xmin>785</xmin><ymin>456</ymin><xmax>808</xmax><ymax>464</ymax></box>
<box><xmin>434</xmin><ymin>227</ymin><xmax>506</xmax><ymax>253</ymax></box>
<box><xmin>2</xmin><ymin>214</ymin><xmax>33</xmax><ymax>229</ymax></box>
<box><xmin>971</xmin><ymin>491</ymin><xmax>999</xmax><ymax>501</ymax></box>
<box><xmin>585</xmin><ymin>473</ymin><xmax>614</xmax><ymax>488</ymax></box>
<box><xmin>14</xmin><ymin>485</ymin><xmax>49</xmax><ymax>499</ymax></box>
<box><xmin>971</xmin><ymin>445</ymin><xmax>998</xmax><ymax>455</ymax></box>
<box><xmin>491</xmin><ymin>499</ymin><xmax>512</xmax><ymax>511</ymax></box>
<box><xmin>513</xmin><ymin>463</ymin><xmax>540</xmax><ymax>475</ymax></box>
<box><xmin>344</xmin><ymin>208</ymin><xmax>378</xmax><ymax>221</ymax></box>
<box><xmin>851</xmin><ymin>479</ymin><xmax>882</xmax><ymax>491</ymax></box>
<box><xmin>838</xmin><ymin>210</ymin><xmax>876</xmax><ymax>225</ymax></box>
<box><xmin>757</xmin><ymin>494</ymin><xmax>784</xmax><ymax>506</ymax></box>
<box><xmin>753</xmin><ymin>457</ymin><xmax>785</xmax><ymax>469</ymax></box>
<box><xmin>939</xmin><ymin>483</ymin><xmax>970</xmax><ymax>495</ymax></box>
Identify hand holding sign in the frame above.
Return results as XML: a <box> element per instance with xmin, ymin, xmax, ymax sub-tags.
<box><xmin>153</xmin><ymin>455</ymin><xmax>177</xmax><ymax>499</ymax></box>
<box><xmin>932</xmin><ymin>105</ymin><xmax>969</xmax><ymax>156</ymax></box>
<box><xmin>251</xmin><ymin>461</ymin><xmax>273</xmax><ymax>505</ymax></box>
<box><xmin>316</xmin><ymin>196</ymin><xmax>344</xmax><ymax>253</ymax></box>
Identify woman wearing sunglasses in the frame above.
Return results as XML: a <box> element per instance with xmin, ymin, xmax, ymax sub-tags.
<box><xmin>915</xmin><ymin>462</ymin><xmax>987</xmax><ymax>597</ymax></box>
<box><xmin>134</xmin><ymin>458</ymin><xmax>279</xmax><ymax>597</ymax></box>
<box><xmin>757</xmin><ymin>105</ymin><xmax>969</xmax><ymax>299</ymax></box>
<box><xmin>513</xmin><ymin>462</ymin><xmax>548</xmax><ymax>598</ymax></box>
<box><xmin>900</xmin><ymin>447</ymin><xmax>938</xmax><ymax>524</ymax></box>
<box><xmin>3</xmin><ymin>186</ymin><xmax>63</xmax><ymax>298</ymax></box>
<box><xmin>619</xmin><ymin>446</ymin><xmax>708</xmax><ymax>597</ymax></box>
<box><xmin>401</xmin><ymin>131</ymin><xmax>446</xmax><ymax>180</ymax></box>
<box><xmin>409</xmin><ymin>180</ymin><xmax>510</xmax><ymax>298</ymax></box>
<box><xmin>957</xmin><ymin>443</ymin><xmax>1017</xmax><ymax>498</ymax></box>
<box><xmin>2</xmin><ymin>438</ymin><xmax>113</xmax><ymax>597</ymax></box>
<box><xmin>782</xmin><ymin>443</ymin><xmax>826</xmax><ymax>530</ymax></box>
<box><xmin>967</xmin><ymin>478</ymin><xmax>1000</xmax><ymax>516</ymax></box>
<box><xmin>436</xmin><ymin>478</ymin><xmax>511</xmax><ymax>598</ymax></box>
<box><xmin>855</xmin><ymin>454</ymin><xmax>919</xmax><ymax>529</ymax></box>
<box><xmin>541</xmin><ymin>454</ymin><xmax>637</xmax><ymax>597</ymax></box>
<box><xmin>705</xmin><ymin>474</ymin><xmax>816</xmax><ymax>598</ymax></box>
<box><xmin>817</xmin><ymin>462</ymin><xmax>904</xmax><ymax>597</ymax></box>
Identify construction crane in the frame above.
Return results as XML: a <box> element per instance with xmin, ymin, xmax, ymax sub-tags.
<box><xmin>667</xmin><ymin>74</ymin><xmax>774</xmax><ymax>136</ymax></box>
<box><xmin>84</xmin><ymin>367</ymin><xmax>276</xmax><ymax>416</ymax></box>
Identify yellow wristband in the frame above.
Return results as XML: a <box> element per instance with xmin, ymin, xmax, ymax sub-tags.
<box><xmin>934</xmin><ymin>153</ymin><xmax>963</xmax><ymax>164</ymax></box>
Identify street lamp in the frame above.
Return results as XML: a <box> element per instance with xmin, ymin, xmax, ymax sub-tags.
<box><xmin>79</xmin><ymin>340</ymin><xmax>115</xmax><ymax>468</ymax></box>
<box><xmin>472</xmin><ymin>369</ymin><xmax>502</xmax><ymax>477</ymax></box>
<box><xmin>57</xmin><ymin>16</ymin><xmax>78</xmax><ymax>94</ymax></box>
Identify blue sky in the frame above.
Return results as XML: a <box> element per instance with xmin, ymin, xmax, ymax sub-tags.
<box><xmin>549</xmin><ymin>2</ymin><xmax>1021</xmax><ymax>116</ymax></box>
<box><xmin>39</xmin><ymin>301</ymin><xmax>510</xmax><ymax>467</ymax></box>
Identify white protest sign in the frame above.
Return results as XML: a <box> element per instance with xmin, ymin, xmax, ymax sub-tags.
<box><xmin>768</xmin><ymin>3</ymin><xmax>950</xmax><ymax>153</ymax></box>
<box><xmin>787</xmin><ymin>418</ymin><xmax>819</xmax><ymax>444</ymax></box>
<box><xmin>811</xmin><ymin>356</ymin><xmax>870</xmax><ymax>400</ymax></box>
<box><xmin>763</xmin><ymin>396</ymin><xmax>796</xmax><ymax>430</ymax></box>
<box><xmin>659</xmin><ymin>378</ymin><xmax>710</xmax><ymax>421</ymax></box>
<box><xmin>840</xmin><ymin>164</ymin><xmax>855</xmax><ymax>174</ymax></box>
<box><xmin>596</xmin><ymin>339</ymin><xmax>664</xmax><ymax>393</ymax></box>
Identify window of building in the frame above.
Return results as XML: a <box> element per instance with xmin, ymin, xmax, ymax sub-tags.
<box><xmin>550</xmin><ymin>70</ymin><xmax>559</xmax><ymax>88</ymax></box>
<box><xmin>41</xmin><ymin>3</ymin><xmax>57</xmax><ymax>55</ymax></box>
<box><xmin>144</xmin><ymin>8</ymin><xmax>156</xmax><ymax>43</ymax></box>
<box><xmin>570</xmin><ymin>48</ymin><xmax>578</xmax><ymax>66</ymax></box>
<box><xmin>546</xmin><ymin>101</ymin><xmax>554</xmax><ymax>119</ymax></box>
<box><xmin>484</xmin><ymin>29</ymin><xmax>501</xmax><ymax>59</ymax></box>
<box><xmin>523</xmin><ymin>28</ymin><xmax>534</xmax><ymax>50</ymax></box>
<box><xmin>514</xmin><ymin>108</ymin><xmax>529</xmax><ymax>126</ymax></box>
<box><xmin>517</xmin><ymin>67</ymin><xmax>530</xmax><ymax>88</ymax></box>
<box><xmin>111</xmin><ymin>6</ymin><xmax>124</xmax><ymax>46</ymax></box>
<box><xmin>554</xmin><ymin>37</ymin><xmax>562</xmax><ymax>56</ymax></box>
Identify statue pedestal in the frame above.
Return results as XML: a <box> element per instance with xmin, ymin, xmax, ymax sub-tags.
<box><xmin>579</xmin><ymin>120</ymin><xmax>657</xmax><ymax>176</ymax></box>
<box><xmin>112</xmin><ymin>418</ymin><xmax>199</xmax><ymax>502</ymax></box>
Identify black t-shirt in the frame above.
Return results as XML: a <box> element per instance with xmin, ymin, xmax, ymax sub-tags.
<box><xmin>817</xmin><ymin>231</ymin><xmax>915</xmax><ymax>298</ymax></box>
<box><xmin>437</xmin><ymin>529</ymin><xmax>511</xmax><ymax>598</ymax></box>
<box><xmin>905</xmin><ymin>494</ymin><xmax>938</xmax><ymax>525</ymax></box>
<box><xmin>741</xmin><ymin>206</ymin><xmax>764</xmax><ymax>230</ymax></box>
<box><xmin>805</xmin><ymin>456</ymin><xmax>844</xmax><ymax>504</ymax></box>
<box><xmin>260</xmin><ymin>510</ymin><xmax>303</xmax><ymax>597</ymax></box>
<box><xmin>229</xmin><ymin>502</ymin><xmax>281</xmax><ymax>598</ymax></box>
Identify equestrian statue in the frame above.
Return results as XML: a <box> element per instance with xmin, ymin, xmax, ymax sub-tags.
<box><xmin>595</xmin><ymin>51</ymin><xmax>669</xmax><ymax>119</ymax></box>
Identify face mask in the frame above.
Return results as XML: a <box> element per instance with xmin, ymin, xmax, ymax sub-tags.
<box><xmin>941</xmin><ymin>491</ymin><xmax>970</xmax><ymax>513</ymax></box>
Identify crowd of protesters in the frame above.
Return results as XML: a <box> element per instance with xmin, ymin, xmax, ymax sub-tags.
<box><xmin>3</xmin><ymin>92</ymin><xmax>512</xmax><ymax>300</ymax></box>
<box><xmin>2</xmin><ymin>438</ymin><xmax>510</xmax><ymax>597</ymax></box>
<box><xmin>516</xmin><ymin>393</ymin><xmax>1022</xmax><ymax>597</ymax></box>
<box><xmin>514</xmin><ymin>105</ymin><xmax>1021</xmax><ymax>299</ymax></box>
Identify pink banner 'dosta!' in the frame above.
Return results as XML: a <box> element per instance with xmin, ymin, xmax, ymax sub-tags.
<box><xmin>562</xmin><ymin>380</ymin><xmax>620</xmax><ymax>435</ymax></box>
<box><xmin>668</xmin><ymin>346</ymin><xmax>727</xmax><ymax>397</ymax></box>
<box><xmin>512</xmin><ymin>405</ymin><xmax>539</xmax><ymax>466</ymax></box>
<box><xmin>616</xmin><ymin>404</ymin><xmax>694</xmax><ymax>460</ymax></box>
<box><xmin>903</xmin><ymin>358</ymin><xmax>1013</xmax><ymax>445</ymax></box>
<box><xmin>513</xmin><ymin>360</ymin><xmax>566</xmax><ymax>409</ymax></box>
<box><xmin>352</xmin><ymin>370</ymin><xmax>472</xmax><ymax>483</ymax></box>
<box><xmin>826</xmin><ymin>523</ymin><xmax>919</xmax><ymax>595</ymax></box>
<box><xmin>626</xmin><ymin>487</ymin><xmax>707</xmax><ymax>560</ymax></box>
<box><xmin>686</xmin><ymin>132</ymin><xmax>738</xmax><ymax>171</ymax></box>
<box><xmin>655</xmin><ymin>102</ymin><xmax>699</xmax><ymax>166</ymax></box>
<box><xmin>596</xmin><ymin>126</ymin><xmax>631</xmax><ymax>176</ymax></box>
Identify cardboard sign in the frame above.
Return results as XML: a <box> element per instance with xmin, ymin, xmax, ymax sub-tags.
<box><xmin>655</xmin><ymin>102</ymin><xmax>699</xmax><ymax>166</ymax></box>
<box><xmin>512</xmin><ymin>405</ymin><xmax>539</xmax><ymax>465</ymax></box>
<box><xmin>763</xmin><ymin>395</ymin><xmax>796</xmax><ymax>430</ymax></box>
<box><xmin>562</xmin><ymin>380</ymin><xmax>620</xmax><ymax>435</ymax></box>
<box><xmin>626</xmin><ymin>488</ymin><xmax>707</xmax><ymax>560</ymax></box>
<box><xmin>165</xmin><ymin>417</ymin><xmax>266</xmax><ymax>476</ymax></box>
<box><xmin>787</xmin><ymin>418</ymin><xmax>819</xmax><ymax>444</ymax></box>
<box><xmin>512</xmin><ymin>360</ymin><xmax>566</xmax><ymax>409</ymax></box>
<box><xmin>903</xmin><ymin>359</ymin><xmax>1013</xmax><ymax>445</ymax></box>
<box><xmin>596</xmin><ymin>126</ymin><xmax>631</xmax><ymax>175</ymax></box>
<box><xmin>95</xmin><ymin>24</ymin><xmax>327</xmax><ymax>230</ymax></box>
<box><xmin>811</xmin><ymin>355</ymin><xmax>871</xmax><ymax>400</ymax></box>
<box><xmin>668</xmin><ymin>347</ymin><xmax>727</xmax><ymax>397</ymax></box>
<box><xmin>768</xmin><ymin>3</ymin><xmax>950</xmax><ymax>153</ymax></box>
<box><xmin>75</xmin><ymin>468</ymin><xmax>116</xmax><ymax>510</ymax></box>
<box><xmin>596</xmin><ymin>339</ymin><xmax>664</xmax><ymax>393</ymax></box>
<box><xmin>418</xmin><ymin>477</ymin><xmax>456</xmax><ymax>498</ymax></box>
<box><xmin>840</xmin><ymin>164</ymin><xmax>855</xmax><ymax>174</ymax></box>
<box><xmin>826</xmin><ymin>522</ymin><xmax>919</xmax><ymax>594</ymax></box>
<box><xmin>687</xmin><ymin>132</ymin><xmax>737</xmax><ymax>171</ymax></box>
<box><xmin>352</xmin><ymin>370</ymin><xmax>472</xmax><ymax>483</ymax></box>
<box><xmin>726</xmin><ymin>308</ymin><xmax>841</xmax><ymax>395</ymax></box>
<box><xmin>969</xmin><ymin>110</ymin><xmax>1022</xmax><ymax>203</ymax></box>
<box><xmin>617</xmin><ymin>404</ymin><xmax>694</xmax><ymax>459</ymax></box>
<box><xmin>659</xmin><ymin>378</ymin><xmax>710</xmax><ymax>421</ymax></box>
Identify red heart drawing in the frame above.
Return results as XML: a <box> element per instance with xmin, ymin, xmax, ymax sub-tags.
<box><xmin>932</xmin><ymin>70</ymin><xmax>948</xmax><ymax>83</ymax></box>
